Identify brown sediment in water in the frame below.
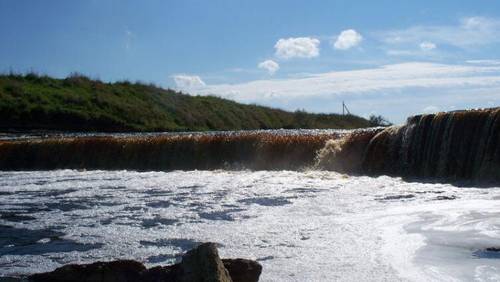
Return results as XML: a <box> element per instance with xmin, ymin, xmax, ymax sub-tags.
<box><xmin>0</xmin><ymin>132</ymin><xmax>340</xmax><ymax>171</ymax></box>
<box><xmin>0</xmin><ymin>108</ymin><xmax>498</xmax><ymax>184</ymax></box>
<box><xmin>315</xmin><ymin>129</ymin><xmax>383</xmax><ymax>173</ymax></box>
<box><xmin>362</xmin><ymin>108</ymin><xmax>500</xmax><ymax>183</ymax></box>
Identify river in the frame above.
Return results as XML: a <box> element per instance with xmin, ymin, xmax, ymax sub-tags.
<box><xmin>1</xmin><ymin>169</ymin><xmax>500</xmax><ymax>281</ymax></box>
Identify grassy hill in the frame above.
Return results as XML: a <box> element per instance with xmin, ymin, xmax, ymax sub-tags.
<box><xmin>0</xmin><ymin>73</ymin><xmax>371</xmax><ymax>132</ymax></box>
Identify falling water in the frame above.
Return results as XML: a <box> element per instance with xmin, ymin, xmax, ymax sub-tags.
<box><xmin>1</xmin><ymin>108</ymin><xmax>498</xmax><ymax>184</ymax></box>
<box><xmin>362</xmin><ymin>108</ymin><xmax>500</xmax><ymax>184</ymax></box>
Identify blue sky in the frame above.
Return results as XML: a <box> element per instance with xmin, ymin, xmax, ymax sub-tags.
<box><xmin>1</xmin><ymin>0</ymin><xmax>500</xmax><ymax>123</ymax></box>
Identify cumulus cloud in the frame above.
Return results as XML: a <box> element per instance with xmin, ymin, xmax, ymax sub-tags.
<box><xmin>334</xmin><ymin>29</ymin><xmax>363</xmax><ymax>50</ymax></box>
<box><xmin>274</xmin><ymin>37</ymin><xmax>320</xmax><ymax>59</ymax></box>
<box><xmin>378</xmin><ymin>17</ymin><xmax>500</xmax><ymax>48</ymax></box>
<box><xmin>419</xmin><ymin>41</ymin><xmax>436</xmax><ymax>51</ymax></box>
<box><xmin>258</xmin><ymin>60</ymin><xmax>280</xmax><ymax>75</ymax></box>
<box><xmin>172</xmin><ymin>74</ymin><xmax>206</xmax><ymax>89</ymax></box>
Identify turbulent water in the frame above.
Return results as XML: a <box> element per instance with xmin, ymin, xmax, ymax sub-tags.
<box><xmin>0</xmin><ymin>128</ymin><xmax>358</xmax><ymax>171</ymax></box>
<box><xmin>1</xmin><ymin>109</ymin><xmax>499</xmax><ymax>280</ymax></box>
<box><xmin>0</xmin><ymin>128</ymin><xmax>350</xmax><ymax>141</ymax></box>
<box><xmin>1</xmin><ymin>169</ymin><xmax>500</xmax><ymax>281</ymax></box>
<box><xmin>2</xmin><ymin>108</ymin><xmax>498</xmax><ymax>184</ymax></box>
<box><xmin>363</xmin><ymin>108</ymin><xmax>500</xmax><ymax>183</ymax></box>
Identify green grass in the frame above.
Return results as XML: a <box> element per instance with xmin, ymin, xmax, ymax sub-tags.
<box><xmin>0</xmin><ymin>72</ymin><xmax>371</xmax><ymax>132</ymax></box>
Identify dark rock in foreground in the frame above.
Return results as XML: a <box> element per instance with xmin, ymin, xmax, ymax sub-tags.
<box><xmin>28</xmin><ymin>242</ymin><xmax>262</xmax><ymax>282</ymax></box>
<box><xmin>222</xmin><ymin>259</ymin><xmax>262</xmax><ymax>282</ymax></box>
<box><xmin>29</xmin><ymin>260</ymin><xmax>146</xmax><ymax>282</ymax></box>
<box><xmin>178</xmin><ymin>242</ymin><xmax>232</xmax><ymax>282</ymax></box>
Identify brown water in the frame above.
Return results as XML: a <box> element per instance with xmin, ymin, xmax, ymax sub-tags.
<box><xmin>0</xmin><ymin>129</ymin><xmax>360</xmax><ymax>171</ymax></box>
<box><xmin>0</xmin><ymin>108</ymin><xmax>498</xmax><ymax>184</ymax></box>
<box><xmin>362</xmin><ymin>108</ymin><xmax>500</xmax><ymax>184</ymax></box>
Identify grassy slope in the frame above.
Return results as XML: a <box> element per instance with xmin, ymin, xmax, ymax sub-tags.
<box><xmin>0</xmin><ymin>73</ymin><xmax>370</xmax><ymax>132</ymax></box>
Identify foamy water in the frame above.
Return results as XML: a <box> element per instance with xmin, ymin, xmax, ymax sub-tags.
<box><xmin>1</xmin><ymin>170</ymin><xmax>500</xmax><ymax>281</ymax></box>
<box><xmin>0</xmin><ymin>128</ymin><xmax>355</xmax><ymax>141</ymax></box>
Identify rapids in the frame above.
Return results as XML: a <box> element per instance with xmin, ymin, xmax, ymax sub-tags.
<box><xmin>1</xmin><ymin>170</ymin><xmax>500</xmax><ymax>281</ymax></box>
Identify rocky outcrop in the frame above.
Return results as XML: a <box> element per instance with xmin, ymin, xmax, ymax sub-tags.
<box><xmin>222</xmin><ymin>259</ymin><xmax>262</xmax><ymax>282</ymax></box>
<box><xmin>28</xmin><ymin>242</ymin><xmax>262</xmax><ymax>282</ymax></box>
<box><xmin>28</xmin><ymin>260</ymin><xmax>147</xmax><ymax>282</ymax></box>
<box><xmin>178</xmin><ymin>242</ymin><xmax>232</xmax><ymax>282</ymax></box>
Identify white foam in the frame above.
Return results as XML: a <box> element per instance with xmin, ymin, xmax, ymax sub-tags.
<box><xmin>0</xmin><ymin>170</ymin><xmax>499</xmax><ymax>281</ymax></box>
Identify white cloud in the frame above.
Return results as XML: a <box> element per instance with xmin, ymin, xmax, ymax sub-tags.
<box><xmin>466</xmin><ymin>59</ymin><xmax>500</xmax><ymax>65</ymax></box>
<box><xmin>378</xmin><ymin>17</ymin><xmax>500</xmax><ymax>48</ymax></box>
<box><xmin>195</xmin><ymin>62</ymin><xmax>500</xmax><ymax>102</ymax></box>
<box><xmin>274</xmin><ymin>37</ymin><xmax>320</xmax><ymax>59</ymax></box>
<box><xmin>386</xmin><ymin>49</ymin><xmax>418</xmax><ymax>56</ymax></box>
<box><xmin>422</xmin><ymin>105</ymin><xmax>440</xmax><ymax>113</ymax></box>
<box><xmin>419</xmin><ymin>41</ymin><xmax>436</xmax><ymax>51</ymax></box>
<box><xmin>461</xmin><ymin>17</ymin><xmax>493</xmax><ymax>30</ymax></box>
<box><xmin>385</xmin><ymin>42</ymin><xmax>437</xmax><ymax>57</ymax></box>
<box><xmin>182</xmin><ymin>62</ymin><xmax>500</xmax><ymax>124</ymax></box>
<box><xmin>258</xmin><ymin>60</ymin><xmax>280</xmax><ymax>75</ymax></box>
<box><xmin>334</xmin><ymin>29</ymin><xmax>363</xmax><ymax>50</ymax></box>
<box><xmin>172</xmin><ymin>74</ymin><xmax>206</xmax><ymax>89</ymax></box>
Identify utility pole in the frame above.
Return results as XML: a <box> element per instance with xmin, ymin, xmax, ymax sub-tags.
<box><xmin>342</xmin><ymin>101</ymin><xmax>351</xmax><ymax>116</ymax></box>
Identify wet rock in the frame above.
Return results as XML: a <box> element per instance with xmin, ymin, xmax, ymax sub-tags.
<box><xmin>223</xmin><ymin>259</ymin><xmax>262</xmax><ymax>282</ymax></box>
<box><xmin>180</xmin><ymin>242</ymin><xmax>232</xmax><ymax>282</ymax></box>
<box><xmin>141</xmin><ymin>265</ymin><xmax>181</xmax><ymax>282</ymax></box>
<box><xmin>28</xmin><ymin>242</ymin><xmax>261</xmax><ymax>282</ymax></box>
<box><xmin>29</xmin><ymin>260</ymin><xmax>146</xmax><ymax>282</ymax></box>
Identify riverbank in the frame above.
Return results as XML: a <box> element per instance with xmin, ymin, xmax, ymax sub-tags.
<box><xmin>0</xmin><ymin>73</ymin><xmax>370</xmax><ymax>132</ymax></box>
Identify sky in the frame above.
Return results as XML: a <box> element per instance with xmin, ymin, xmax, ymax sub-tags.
<box><xmin>1</xmin><ymin>0</ymin><xmax>500</xmax><ymax>123</ymax></box>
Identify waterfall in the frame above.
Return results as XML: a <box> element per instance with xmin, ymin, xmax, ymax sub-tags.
<box><xmin>362</xmin><ymin>108</ymin><xmax>500</xmax><ymax>184</ymax></box>
<box><xmin>0</xmin><ymin>132</ymin><xmax>340</xmax><ymax>171</ymax></box>
<box><xmin>1</xmin><ymin>108</ymin><xmax>498</xmax><ymax>184</ymax></box>
<box><xmin>315</xmin><ymin>129</ymin><xmax>382</xmax><ymax>173</ymax></box>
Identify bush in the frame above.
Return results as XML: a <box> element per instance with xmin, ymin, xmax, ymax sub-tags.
<box><xmin>63</xmin><ymin>72</ymin><xmax>91</xmax><ymax>87</ymax></box>
<box><xmin>369</xmin><ymin>115</ymin><xmax>392</xmax><ymax>127</ymax></box>
<box><xmin>3</xmin><ymin>81</ymin><xmax>23</xmax><ymax>97</ymax></box>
